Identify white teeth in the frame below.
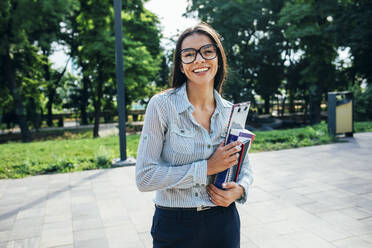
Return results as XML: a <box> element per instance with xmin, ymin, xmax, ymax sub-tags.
<box><xmin>193</xmin><ymin>68</ymin><xmax>209</xmax><ymax>73</ymax></box>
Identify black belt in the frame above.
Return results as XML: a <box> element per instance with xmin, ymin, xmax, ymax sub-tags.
<box><xmin>155</xmin><ymin>204</ymin><xmax>215</xmax><ymax>212</ymax></box>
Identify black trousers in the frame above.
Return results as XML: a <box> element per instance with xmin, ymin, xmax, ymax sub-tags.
<box><xmin>151</xmin><ymin>203</ymin><xmax>240</xmax><ymax>248</ymax></box>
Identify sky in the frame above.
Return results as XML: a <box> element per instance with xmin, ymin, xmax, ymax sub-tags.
<box><xmin>50</xmin><ymin>0</ymin><xmax>198</xmax><ymax>70</ymax></box>
<box><xmin>144</xmin><ymin>0</ymin><xmax>199</xmax><ymax>43</ymax></box>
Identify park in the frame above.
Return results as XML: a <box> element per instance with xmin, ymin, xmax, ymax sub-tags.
<box><xmin>1</xmin><ymin>0</ymin><xmax>372</xmax><ymax>247</ymax></box>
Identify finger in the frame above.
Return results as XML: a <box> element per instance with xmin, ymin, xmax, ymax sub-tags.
<box><xmin>226</xmin><ymin>144</ymin><xmax>242</xmax><ymax>156</ymax></box>
<box><xmin>223</xmin><ymin>141</ymin><xmax>241</xmax><ymax>150</ymax></box>
<box><xmin>222</xmin><ymin>182</ymin><xmax>238</xmax><ymax>189</ymax></box>
<box><xmin>208</xmin><ymin>185</ymin><xmax>228</xmax><ymax>199</ymax></box>
<box><xmin>225</xmin><ymin>153</ymin><xmax>239</xmax><ymax>165</ymax></box>
<box><xmin>208</xmin><ymin>189</ymin><xmax>226</xmax><ymax>204</ymax></box>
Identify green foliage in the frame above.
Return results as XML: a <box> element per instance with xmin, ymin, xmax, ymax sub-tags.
<box><xmin>351</xmin><ymin>84</ymin><xmax>372</xmax><ymax>121</ymax></box>
<box><xmin>250</xmin><ymin>122</ymin><xmax>336</xmax><ymax>152</ymax></box>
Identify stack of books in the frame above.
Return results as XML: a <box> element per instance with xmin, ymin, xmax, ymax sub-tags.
<box><xmin>214</xmin><ymin>102</ymin><xmax>255</xmax><ymax>189</ymax></box>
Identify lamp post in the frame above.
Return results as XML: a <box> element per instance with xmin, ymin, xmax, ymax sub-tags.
<box><xmin>112</xmin><ymin>0</ymin><xmax>136</xmax><ymax>167</ymax></box>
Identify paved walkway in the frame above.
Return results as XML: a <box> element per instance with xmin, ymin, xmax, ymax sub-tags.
<box><xmin>1</xmin><ymin>133</ymin><xmax>372</xmax><ymax>248</ymax></box>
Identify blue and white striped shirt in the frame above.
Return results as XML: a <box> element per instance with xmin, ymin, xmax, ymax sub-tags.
<box><xmin>135</xmin><ymin>83</ymin><xmax>253</xmax><ymax>208</ymax></box>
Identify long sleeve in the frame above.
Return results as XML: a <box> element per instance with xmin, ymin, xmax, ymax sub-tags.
<box><xmin>236</xmin><ymin>154</ymin><xmax>254</xmax><ymax>204</ymax></box>
<box><xmin>135</xmin><ymin>94</ymin><xmax>208</xmax><ymax>192</ymax></box>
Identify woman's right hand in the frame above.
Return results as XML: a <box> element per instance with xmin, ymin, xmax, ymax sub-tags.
<box><xmin>207</xmin><ymin>141</ymin><xmax>242</xmax><ymax>176</ymax></box>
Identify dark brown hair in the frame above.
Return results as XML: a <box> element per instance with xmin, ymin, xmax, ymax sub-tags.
<box><xmin>170</xmin><ymin>22</ymin><xmax>227</xmax><ymax>94</ymax></box>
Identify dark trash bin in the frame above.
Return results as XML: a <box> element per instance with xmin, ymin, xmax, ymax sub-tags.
<box><xmin>328</xmin><ymin>91</ymin><xmax>353</xmax><ymax>137</ymax></box>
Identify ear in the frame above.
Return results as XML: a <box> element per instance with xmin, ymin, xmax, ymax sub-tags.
<box><xmin>180</xmin><ymin>65</ymin><xmax>184</xmax><ymax>73</ymax></box>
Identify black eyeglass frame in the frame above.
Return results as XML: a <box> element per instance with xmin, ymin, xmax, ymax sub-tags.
<box><xmin>180</xmin><ymin>44</ymin><xmax>219</xmax><ymax>64</ymax></box>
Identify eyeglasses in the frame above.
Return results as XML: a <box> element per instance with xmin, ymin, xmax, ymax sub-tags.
<box><xmin>180</xmin><ymin>44</ymin><xmax>218</xmax><ymax>64</ymax></box>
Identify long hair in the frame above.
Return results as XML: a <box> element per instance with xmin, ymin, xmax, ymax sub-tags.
<box><xmin>170</xmin><ymin>22</ymin><xmax>227</xmax><ymax>94</ymax></box>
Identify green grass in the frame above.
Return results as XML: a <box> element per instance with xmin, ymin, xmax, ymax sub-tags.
<box><xmin>0</xmin><ymin>134</ymin><xmax>140</xmax><ymax>179</ymax></box>
<box><xmin>1</xmin><ymin>121</ymin><xmax>371</xmax><ymax>179</ymax></box>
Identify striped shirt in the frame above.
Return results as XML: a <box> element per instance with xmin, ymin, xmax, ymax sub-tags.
<box><xmin>135</xmin><ymin>83</ymin><xmax>253</xmax><ymax>208</ymax></box>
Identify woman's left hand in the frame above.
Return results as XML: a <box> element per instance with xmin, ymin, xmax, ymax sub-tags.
<box><xmin>207</xmin><ymin>182</ymin><xmax>244</xmax><ymax>207</ymax></box>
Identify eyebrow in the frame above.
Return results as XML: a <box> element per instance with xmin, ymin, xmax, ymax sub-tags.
<box><xmin>181</xmin><ymin>44</ymin><xmax>215</xmax><ymax>51</ymax></box>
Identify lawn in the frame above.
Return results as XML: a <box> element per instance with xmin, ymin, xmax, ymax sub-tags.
<box><xmin>1</xmin><ymin>121</ymin><xmax>371</xmax><ymax>179</ymax></box>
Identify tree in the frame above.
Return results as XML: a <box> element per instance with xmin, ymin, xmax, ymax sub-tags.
<box><xmin>65</xmin><ymin>0</ymin><xmax>161</xmax><ymax>137</ymax></box>
<box><xmin>187</xmin><ymin>0</ymin><xmax>286</xmax><ymax>112</ymax></box>
<box><xmin>0</xmin><ymin>0</ymin><xmax>73</xmax><ymax>141</ymax></box>
<box><xmin>279</xmin><ymin>0</ymin><xmax>343</xmax><ymax>124</ymax></box>
<box><xmin>331</xmin><ymin>0</ymin><xmax>372</xmax><ymax>85</ymax></box>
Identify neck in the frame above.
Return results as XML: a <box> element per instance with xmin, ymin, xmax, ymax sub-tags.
<box><xmin>186</xmin><ymin>81</ymin><xmax>215</xmax><ymax>109</ymax></box>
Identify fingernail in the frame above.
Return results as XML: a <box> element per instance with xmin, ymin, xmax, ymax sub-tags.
<box><xmin>222</xmin><ymin>183</ymin><xmax>226</xmax><ymax>187</ymax></box>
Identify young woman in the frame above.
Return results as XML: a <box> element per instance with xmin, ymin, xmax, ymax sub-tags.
<box><xmin>136</xmin><ymin>22</ymin><xmax>253</xmax><ymax>248</ymax></box>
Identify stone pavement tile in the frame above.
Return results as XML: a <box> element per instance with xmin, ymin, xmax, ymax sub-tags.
<box><xmin>44</xmin><ymin>213</ymin><xmax>72</xmax><ymax>224</ymax></box>
<box><xmin>0</xmin><ymin>196</ymin><xmax>24</xmax><ymax>208</ymax></box>
<box><xmin>6</xmin><ymin>237</ymin><xmax>40</xmax><ymax>248</ymax></box>
<box><xmin>281</xmin><ymin>231</ymin><xmax>336</xmax><ymax>248</ymax></box>
<box><xmin>105</xmin><ymin>224</ymin><xmax>144</xmax><ymax>248</ymax></box>
<box><xmin>74</xmin><ymin>237</ymin><xmax>109</xmax><ymax>248</ymax></box>
<box><xmin>43</xmin><ymin>221</ymin><xmax>73</xmax><ymax>231</ymax></box>
<box><xmin>264</xmin><ymin>219</ymin><xmax>306</xmax><ymax>235</ymax></box>
<box><xmin>356</xmin><ymin>199</ymin><xmax>372</xmax><ymax>213</ymax></box>
<box><xmin>270</xmin><ymin>189</ymin><xmax>315</xmax><ymax>206</ymax></box>
<box><xmin>339</xmin><ymin>207</ymin><xmax>372</xmax><ymax>220</ymax></box>
<box><xmin>71</xmin><ymin>203</ymin><xmax>100</xmax><ymax>220</ymax></box>
<box><xmin>242</xmin><ymin>225</ymin><xmax>298</xmax><ymax>248</ymax></box>
<box><xmin>46</xmin><ymin>204</ymin><xmax>71</xmax><ymax>217</ymax></box>
<box><xmin>237</xmin><ymin>210</ymin><xmax>263</xmax><ymax>228</ymax></box>
<box><xmin>316</xmin><ymin>210</ymin><xmax>372</xmax><ymax>236</ymax></box>
<box><xmin>0</xmin><ymin>242</ymin><xmax>6</xmax><ymax>248</ymax></box>
<box><xmin>359</xmin><ymin>233</ymin><xmax>372</xmax><ymax>243</ymax></box>
<box><xmin>138</xmin><ymin>231</ymin><xmax>152</xmax><ymax>248</ymax></box>
<box><xmin>73</xmin><ymin>228</ymin><xmax>106</xmax><ymax>242</ymax></box>
<box><xmin>240</xmin><ymin>235</ymin><xmax>259</xmax><ymax>248</ymax></box>
<box><xmin>73</xmin><ymin>218</ymin><xmax>103</xmax><ymax>231</ymax></box>
<box><xmin>16</xmin><ymin>207</ymin><xmax>45</xmax><ymax>219</ymax></box>
<box><xmin>331</xmin><ymin>236</ymin><xmax>372</xmax><ymax>248</ymax></box>
<box><xmin>304</xmin><ymin>189</ymin><xmax>356</xmax><ymax>202</ymax></box>
<box><xmin>128</xmin><ymin>210</ymin><xmax>153</xmax><ymax>233</ymax></box>
<box><xmin>0</xmin><ymin>231</ymin><xmax>11</xmax><ymax>243</ymax></box>
<box><xmin>302</xmin><ymin>218</ymin><xmax>353</xmax><ymax>242</ymax></box>
<box><xmin>96</xmin><ymin>198</ymin><xmax>128</xmax><ymax>221</ymax></box>
<box><xmin>40</xmin><ymin>227</ymin><xmax>73</xmax><ymax>248</ymax></box>
<box><xmin>0</xmin><ymin>218</ymin><xmax>15</xmax><ymax>232</ymax></box>
<box><xmin>298</xmin><ymin>201</ymin><xmax>346</xmax><ymax>215</ymax></box>
<box><xmin>10</xmin><ymin>217</ymin><xmax>43</xmax><ymax>240</ymax></box>
<box><xmin>247</xmin><ymin>187</ymin><xmax>274</xmax><ymax>203</ymax></box>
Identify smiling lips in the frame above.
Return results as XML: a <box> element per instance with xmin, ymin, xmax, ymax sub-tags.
<box><xmin>193</xmin><ymin>67</ymin><xmax>209</xmax><ymax>73</ymax></box>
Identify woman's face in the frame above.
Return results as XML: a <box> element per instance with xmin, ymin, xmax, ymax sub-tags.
<box><xmin>180</xmin><ymin>33</ymin><xmax>218</xmax><ymax>88</ymax></box>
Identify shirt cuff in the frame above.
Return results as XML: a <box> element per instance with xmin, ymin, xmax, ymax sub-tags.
<box><xmin>236</xmin><ymin>182</ymin><xmax>249</xmax><ymax>204</ymax></box>
<box><xmin>193</xmin><ymin>160</ymin><xmax>208</xmax><ymax>186</ymax></box>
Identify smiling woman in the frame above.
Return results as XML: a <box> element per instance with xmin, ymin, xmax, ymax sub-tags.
<box><xmin>135</xmin><ymin>23</ymin><xmax>253</xmax><ymax>248</ymax></box>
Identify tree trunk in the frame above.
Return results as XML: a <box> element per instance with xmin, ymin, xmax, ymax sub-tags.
<box><xmin>43</xmin><ymin>52</ymin><xmax>55</xmax><ymax>127</ymax></box>
<box><xmin>303</xmin><ymin>96</ymin><xmax>308</xmax><ymax>124</ymax></box>
<box><xmin>264</xmin><ymin>95</ymin><xmax>270</xmax><ymax>114</ymax></box>
<box><xmin>5</xmin><ymin>53</ymin><xmax>31</xmax><ymax>142</ymax></box>
<box><xmin>281</xmin><ymin>96</ymin><xmax>286</xmax><ymax>117</ymax></box>
<box><xmin>312</xmin><ymin>94</ymin><xmax>322</xmax><ymax>124</ymax></box>
<box><xmin>46</xmin><ymin>87</ymin><xmax>55</xmax><ymax>127</ymax></box>
<box><xmin>92</xmin><ymin>68</ymin><xmax>104</xmax><ymax>138</ymax></box>
<box><xmin>80</xmin><ymin>75</ymin><xmax>89</xmax><ymax>125</ymax></box>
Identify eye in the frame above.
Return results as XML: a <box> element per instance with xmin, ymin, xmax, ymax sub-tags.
<box><xmin>181</xmin><ymin>50</ymin><xmax>196</xmax><ymax>58</ymax></box>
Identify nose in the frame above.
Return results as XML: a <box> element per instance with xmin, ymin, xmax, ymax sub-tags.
<box><xmin>194</xmin><ymin>51</ymin><xmax>205</xmax><ymax>63</ymax></box>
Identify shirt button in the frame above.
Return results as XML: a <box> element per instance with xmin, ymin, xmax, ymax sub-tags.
<box><xmin>180</xmin><ymin>129</ymin><xmax>185</xmax><ymax>133</ymax></box>
<box><xmin>207</xmin><ymin>144</ymin><xmax>211</xmax><ymax>149</ymax></box>
<box><xmin>195</xmin><ymin>193</ymin><xmax>199</xmax><ymax>197</ymax></box>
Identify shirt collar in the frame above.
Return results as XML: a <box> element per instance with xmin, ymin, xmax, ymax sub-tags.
<box><xmin>174</xmin><ymin>83</ymin><xmax>230</xmax><ymax>114</ymax></box>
